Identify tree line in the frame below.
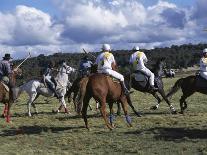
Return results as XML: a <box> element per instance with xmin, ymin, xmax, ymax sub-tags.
<box><xmin>14</xmin><ymin>43</ymin><xmax>207</xmax><ymax>84</ymax></box>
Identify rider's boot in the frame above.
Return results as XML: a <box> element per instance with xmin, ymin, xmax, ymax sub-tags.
<box><xmin>120</xmin><ymin>81</ymin><xmax>131</xmax><ymax>95</ymax></box>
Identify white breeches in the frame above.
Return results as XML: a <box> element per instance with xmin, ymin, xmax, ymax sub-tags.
<box><xmin>98</xmin><ymin>69</ymin><xmax>124</xmax><ymax>81</ymax></box>
<box><xmin>139</xmin><ymin>67</ymin><xmax>155</xmax><ymax>86</ymax></box>
<box><xmin>200</xmin><ymin>71</ymin><xmax>207</xmax><ymax>80</ymax></box>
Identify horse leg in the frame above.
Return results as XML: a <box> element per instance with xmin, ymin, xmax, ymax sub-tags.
<box><xmin>99</xmin><ymin>99</ymin><xmax>113</xmax><ymax>130</ymax></box>
<box><xmin>60</xmin><ymin>97</ymin><xmax>70</xmax><ymax>114</ymax></box>
<box><xmin>126</xmin><ymin>95</ymin><xmax>142</xmax><ymax>117</ymax></box>
<box><xmin>150</xmin><ymin>92</ymin><xmax>162</xmax><ymax>110</ymax></box>
<box><xmin>27</xmin><ymin>93</ymin><xmax>37</xmax><ymax>117</ymax></box>
<box><xmin>109</xmin><ymin>102</ymin><xmax>115</xmax><ymax>128</ymax></box>
<box><xmin>116</xmin><ymin>102</ymin><xmax>121</xmax><ymax>116</ymax></box>
<box><xmin>179</xmin><ymin>90</ymin><xmax>194</xmax><ymax>114</ymax></box>
<box><xmin>81</xmin><ymin>94</ymin><xmax>91</xmax><ymax>130</ymax></box>
<box><xmin>120</xmin><ymin>96</ymin><xmax>132</xmax><ymax>127</ymax></box>
<box><xmin>1</xmin><ymin>104</ymin><xmax>8</xmax><ymax>118</ymax></box>
<box><xmin>158</xmin><ymin>89</ymin><xmax>177</xmax><ymax>114</ymax></box>
<box><xmin>31</xmin><ymin>94</ymin><xmax>39</xmax><ymax>115</ymax></box>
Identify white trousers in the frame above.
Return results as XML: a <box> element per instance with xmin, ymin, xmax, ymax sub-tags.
<box><xmin>200</xmin><ymin>71</ymin><xmax>207</xmax><ymax>80</ymax></box>
<box><xmin>98</xmin><ymin>68</ymin><xmax>124</xmax><ymax>82</ymax></box>
<box><xmin>139</xmin><ymin>67</ymin><xmax>155</xmax><ymax>86</ymax></box>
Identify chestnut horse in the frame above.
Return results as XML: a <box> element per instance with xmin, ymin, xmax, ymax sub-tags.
<box><xmin>80</xmin><ymin>73</ymin><xmax>134</xmax><ymax>130</ymax></box>
<box><xmin>0</xmin><ymin>68</ymin><xmax>22</xmax><ymax>122</ymax></box>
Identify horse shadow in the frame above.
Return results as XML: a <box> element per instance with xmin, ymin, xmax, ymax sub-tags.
<box><xmin>0</xmin><ymin>125</ymin><xmax>85</xmax><ymax>137</ymax></box>
<box><xmin>57</xmin><ymin>113</ymin><xmax>102</xmax><ymax>121</ymax></box>
<box><xmin>125</xmin><ymin>127</ymin><xmax>207</xmax><ymax>140</ymax></box>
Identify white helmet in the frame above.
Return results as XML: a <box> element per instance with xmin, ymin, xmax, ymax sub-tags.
<box><xmin>102</xmin><ymin>44</ymin><xmax>111</xmax><ymax>51</ymax></box>
<box><xmin>133</xmin><ymin>46</ymin><xmax>139</xmax><ymax>51</ymax></box>
<box><xmin>203</xmin><ymin>48</ymin><xmax>207</xmax><ymax>53</ymax></box>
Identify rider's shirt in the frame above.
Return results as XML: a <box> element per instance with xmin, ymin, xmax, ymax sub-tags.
<box><xmin>79</xmin><ymin>60</ymin><xmax>93</xmax><ymax>70</ymax></box>
<box><xmin>0</xmin><ymin>60</ymin><xmax>12</xmax><ymax>78</ymax></box>
<box><xmin>129</xmin><ymin>51</ymin><xmax>148</xmax><ymax>70</ymax></box>
<box><xmin>95</xmin><ymin>52</ymin><xmax>115</xmax><ymax>70</ymax></box>
<box><xmin>200</xmin><ymin>57</ymin><xmax>207</xmax><ymax>72</ymax></box>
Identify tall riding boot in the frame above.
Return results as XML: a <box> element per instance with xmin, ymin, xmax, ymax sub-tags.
<box><xmin>120</xmin><ymin>81</ymin><xmax>130</xmax><ymax>95</ymax></box>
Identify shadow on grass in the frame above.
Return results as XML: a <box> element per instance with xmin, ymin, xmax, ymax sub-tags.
<box><xmin>125</xmin><ymin>127</ymin><xmax>207</xmax><ymax>140</ymax></box>
<box><xmin>57</xmin><ymin>113</ymin><xmax>102</xmax><ymax>121</ymax></box>
<box><xmin>0</xmin><ymin>125</ymin><xmax>85</xmax><ymax>137</ymax></box>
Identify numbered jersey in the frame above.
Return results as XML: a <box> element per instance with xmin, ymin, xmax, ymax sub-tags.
<box><xmin>129</xmin><ymin>51</ymin><xmax>148</xmax><ymax>70</ymax></box>
<box><xmin>95</xmin><ymin>52</ymin><xmax>115</xmax><ymax>70</ymax></box>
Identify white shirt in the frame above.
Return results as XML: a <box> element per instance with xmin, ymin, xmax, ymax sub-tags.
<box><xmin>95</xmin><ymin>52</ymin><xmax>115</xmax><ymax>70</ymax></box>
<box><xmin>200</xmin><ymin>57</ymin><xmax>207</xmax><ymax>72</ymax></box>
<box><xmin>129</xmin><ymin>51</ymin><xmax>148</xmax><ymax>70</ymax></box>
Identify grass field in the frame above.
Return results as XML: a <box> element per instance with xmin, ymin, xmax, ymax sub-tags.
<box><xmin>0</xmin><ymin>75</ymin><xmax>207</xmax><ymax>155</ymax></box>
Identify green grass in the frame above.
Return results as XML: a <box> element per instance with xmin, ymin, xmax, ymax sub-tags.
<box><xmin>0</xmin><ymin>76</ymin><xmax>207</xmax><ymax>155</ymax></box>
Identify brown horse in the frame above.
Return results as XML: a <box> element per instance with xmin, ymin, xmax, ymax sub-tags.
<box><xmin>0</xmin><ymin>68</ymin><xmax>22</xmax><ymax>122</ymax></box>
<box><xmin>166</xmin><ymin>75</ymin><xmax>207</xmax><ymax>114</ymax></box>
<box><xmin>80</xmin><ymin>73</ymin><xmax>134</xmax><ymax>130</ymax></box>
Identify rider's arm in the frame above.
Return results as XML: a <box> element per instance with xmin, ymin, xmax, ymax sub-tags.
<box><xmin>143</xmin><ymin>53</ymin><xmax>148</xmax><ymax>63</ymax></box>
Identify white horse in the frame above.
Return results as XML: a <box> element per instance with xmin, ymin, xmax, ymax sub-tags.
<box><xmin>14</xmin><ymin>64</ymin><xmax>76</xmax><ymax>116</ymax></box>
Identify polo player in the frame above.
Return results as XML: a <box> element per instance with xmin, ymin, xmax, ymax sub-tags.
<box><xmin>78</xmin><ymin>55</ymin><xmax>93</xmax><ymax>78</ymax></box>
<box><xmin>0</xmin><ymin>53</ymin><xmax>16</xmax><ymax>101</ymax></box>
<box><xmin>200</xmin><ymin>48</ymin><xmax>207</xmax><ymax>80</ymax></box>
<box><xmin>43</xmin><ymin>61</ymin><xmax>60</xmax><ymax>99</ymax></box>
<box><xmin>95</xmin><ymin>44</ymin><xmax>130</xmax><ymax>95</ymax></box>
<box><xmin>129</xmin><ymin>46</ymin><xmax>157</xmax><ymax>91</ymax></box>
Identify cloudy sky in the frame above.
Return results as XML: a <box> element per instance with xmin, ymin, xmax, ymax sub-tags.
<box><xmin>0</xmin><ymin>0</ymin><xmax>206</xmax><ymax>59</ymax></box>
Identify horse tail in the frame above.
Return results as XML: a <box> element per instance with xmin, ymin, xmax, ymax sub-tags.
<box><xmin>166</xmin><ymin>78</ymin><xmax>184</xmax><ymax>98</ymax></box>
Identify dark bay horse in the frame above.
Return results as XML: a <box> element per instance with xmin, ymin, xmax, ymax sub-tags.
<box><xmin>166</xmin><ymin>75</ymin><xmax>207</xmax><ymax>114</ymax></box>
<box><xmin>80</xmin><ymin>73</ymin><xmax>134</xmax><ymax>130</ymax></box>
<box><xmin>0</xmin><ymin>68</ymin><xmax>22</xmax><ymax>122</ymax></box>
<box><xmin>124</xmin><ymin>58</ymin><xmax>176</xmax><ymax>114</ymax></box>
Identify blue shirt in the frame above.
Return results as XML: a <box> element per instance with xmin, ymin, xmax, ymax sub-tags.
<box><xmin>0</xmin><ymin>60</ymin><xmax>12</xmax><ymax>77</ymax></box>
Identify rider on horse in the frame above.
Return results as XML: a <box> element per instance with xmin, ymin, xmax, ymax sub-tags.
<box><xmin>199</xmin><ymin>48</ymin><xmax>207</xmax><ymax>80</ymax></box>
<box><xmin>78</xmin><ymin>55</ymin><xmax>93</xmax><ymax>78</ymax></box>
<box><xmin>129</xmin><ymin>46</ymin><xmax>158</xmax><ymax>91</ymax></box>
<box><xmin>0</xmin><ymin>53</ymin><xmax>16</xmax><ymax>101</ymax></box>
<box><xmin>43</xmin><ymin>61</ymin><xmax>60</xmax><ymax>99</ymax></box>
<box><xmin>95</xmin><ymin>44</ymin><xmax>130</xmax><ymax>95</ymax></box>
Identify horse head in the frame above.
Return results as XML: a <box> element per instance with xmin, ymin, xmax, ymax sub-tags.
<box><xmin>153</xmin><ymin>57</ymin><xmax>166</xmax><ymax>77</ymax></box>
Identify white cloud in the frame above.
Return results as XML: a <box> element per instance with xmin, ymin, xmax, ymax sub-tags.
<box><xmin>0</xmin><ymin>0</ymin><xmax>207</xmax><ymax>59</ymax></box>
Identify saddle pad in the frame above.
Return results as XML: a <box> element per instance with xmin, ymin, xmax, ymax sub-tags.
<box><xmin>1</xmin><ymin>82</ymin><xmax>9</xmax><ymax>92</ymax></box>
<box><xmin>134</xmin><ymin>73</ymin><xmax>147</xmax><ymax>82</ymax></box>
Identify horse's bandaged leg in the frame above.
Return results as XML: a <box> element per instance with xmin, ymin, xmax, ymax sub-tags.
<box><xmin>125</xmin><ymin>115</ymin><xmax>132</xmax><ymax>124</ymax></box>
<box><xmin>109</xmin><ymin>114</ymin><xmax>115</xmax><ymax>124</ymax></box>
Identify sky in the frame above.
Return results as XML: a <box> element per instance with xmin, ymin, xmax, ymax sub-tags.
<box><xmin>0</xmin><ymin>0</ymin><xmax>206</xmax><ymax>59</ymax></box>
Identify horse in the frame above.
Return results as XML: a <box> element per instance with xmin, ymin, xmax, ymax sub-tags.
<box><xmin>166</xmin><ymin>74</ymin><xmax>207</xmax><ymax>114</ymax></box>
<box><xmin>79</xmin><ymin>73</ymin><xmax>135</xmax><ymax>130</ymax></box>
<box><xmin>14</xmin><ymin>65</ymin><xmax>75</xmax><ymax>116</ymax></box>
<box><xmin>67</xmin><ymin>76</ymin><xmax>98</xmax><ymax>112</ymax></box>
<box><xmin>124</xmin><ymin>58</ymin><xmax>177</xmax><ymax>114</ymax></box>
<box><xmin>0</xmin><ymin>67</ymin><xmax>22</xmax><ymax>122</ymax></box>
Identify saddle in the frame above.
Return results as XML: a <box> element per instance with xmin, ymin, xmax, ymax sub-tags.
<box><xmin>195</xmin><ymin>75</ymin><xmax>207</xmax><ymax>88</ymax></box>
<box><xmin>132</xmin><ymin>71</ymin><xmax>149</xmax><ymax>88</ymax></box>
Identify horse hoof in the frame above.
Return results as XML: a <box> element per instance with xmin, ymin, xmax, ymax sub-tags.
<box><xmin>150</xmin><ymin>106</ymin><xmax>158</xmax><ymax>110</ymax></box>
<box><xmin>136</xmin><ymin>112</ymin><xmax>142</xmax><ymax>117</ymax></box>
<box><xmin>179</xmin><ymin>111</ymin><xmax>184</xmax><ymax>114</ymax></box>
<box><xmin>52</xmin><ymin>109</ymin><xmax>58</xmax><ymax>114</ymax></box>
<box><xmin>171</xmin><ymin>111</ymin><xmax>177</xmax><ymax>114</ymax></box>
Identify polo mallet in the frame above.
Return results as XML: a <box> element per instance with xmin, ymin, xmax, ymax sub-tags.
<box><xmin>82</xmin><ymin>48</ymin><xmax>96</xmax><ymax>60</ymax></box>
<box><xmin>15</xmin><ymin>52</ymin><xmax>31</xmax><ymax>70</ymax></box>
